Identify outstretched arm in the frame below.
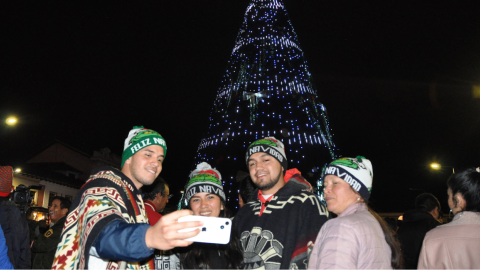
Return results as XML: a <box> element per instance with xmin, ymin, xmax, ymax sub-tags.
<box><xmin>93</xmin><ymin>209</ymin><xmax>202</xmax><ymax>261</ymax></box>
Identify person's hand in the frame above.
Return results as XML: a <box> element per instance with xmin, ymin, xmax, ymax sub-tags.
<box><xmin>145</xmin><ymin>209</ymin><xmax>202</xmax><ymax>250</ymax></box>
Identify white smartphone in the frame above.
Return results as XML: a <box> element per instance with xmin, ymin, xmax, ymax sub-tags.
<box><xmin>178</xmin><ymin>215</ymin><xmax>232</xmax><ymax>245</ymax></box>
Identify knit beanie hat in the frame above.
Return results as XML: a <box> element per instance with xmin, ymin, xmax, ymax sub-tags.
<box><xmin>245</xmin><ymin>137</ymin><xmax>288</xmax><ymax>171</ymax></box>
<box><xmin>0</xmin><ymin>166</ymin><xmax>13</xmax><ymax>197</ymax></box>
<box><xmin>322</xmin><ymin>156</ymin><xmax>373</xmax><ymax>201</ymax></box>
<box><xmin>185</xmin><ymin>162</ymin><xmax>226</xmax><ymax>205</ymax></box>
<box><xmin>121</xmin><ymin>126</ymin><xmax>167</xmax><ymax>168</ymax></box>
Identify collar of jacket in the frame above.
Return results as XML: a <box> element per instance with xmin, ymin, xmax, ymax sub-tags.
<box><xmin>338</xmin><ymin>202</ymin><xmax>367</xmax><ymax>218</ymax></box>
<box><xmin>86</xmin><ymin>166</ymin><xmax>142</xmax><ymax>196</ymax></box>
<box><xmin>144</xmin><ymin>200</ymin><xmax>157</xmax><ymax>212</ymax></box>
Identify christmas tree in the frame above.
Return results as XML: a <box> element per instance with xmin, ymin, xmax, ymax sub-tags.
<box><xmin>190</xmin><ymin>0</ymin><xmax>337</xmax><ymax>209</ymax></box>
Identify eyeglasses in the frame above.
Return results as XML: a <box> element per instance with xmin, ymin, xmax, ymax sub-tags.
<box><xmin>167</xmin><ymin>194</ymin><xmax>174</xmax><ymax>199</ymax></box>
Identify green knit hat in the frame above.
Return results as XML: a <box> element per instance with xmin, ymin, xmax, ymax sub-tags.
<box><xmin>184</xmin><ymin>162</ymin><xmax>226</xmax><ymax>205</ymax></box>
<box><xmin>121</xmin><ymin>126</ymin><xmax>167</xmax><ymax>168</ymax></box>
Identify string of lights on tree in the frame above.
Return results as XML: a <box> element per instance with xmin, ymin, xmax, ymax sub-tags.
<box><xmin>186</xmin><ymin>0</ymin><xmax>338</xmax><ymax>209</ymax></box>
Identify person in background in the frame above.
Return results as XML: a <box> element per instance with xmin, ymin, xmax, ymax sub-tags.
<box><xmin>32</xmin><ymin>196</ymin><xmax>71</xmax><ymax>269</ymax></box>
<box><xmin>0</xmin><ymin>165</ymin><xmax>31</xmax><ymax>269</ymax></box>
<box><xmin>141</xmin><ymin>176</ymin><xmax>171</xmax><ymax>270</ymax></box>
<box><xmin>142</xmin><ymin>177</ymin><xmax>170</xmax><ymax>225</ymax></box>
<box><xmin>418</xmin><ymin>167</ymin><xmax>480</xmax><ymax>269</ymax></box>
<box><xmin>235</xmin><ymin>137</ymin><xmax>329</xmax><ymax>269</ymax></box>
<box><xmin>51</xmin><ymin>126</ymin><xmax>202</xmax><ymax>270</ymax></box>
<box><xmin>237</xmin><ymin>175</ymin><xmax>256</xmax><ymax>208</ymax></box>
<box><xmin>397</xmin><ymin>193</ymin><xmax>441</xmax><ymax>269</ymax></box>
<box><xmin>0</xmin><ymin>223</ymin><xmax>14</xmax><ymax>269</ymax></box>
<box><xmin>308</xmin><ymin>156</ymin><xmax>402</xmax><ymax>269</ymax></box>
<box><xmin>156</xmin><ymin>162</ymin><xmax>243</xmax><ymax>269</ymax></box>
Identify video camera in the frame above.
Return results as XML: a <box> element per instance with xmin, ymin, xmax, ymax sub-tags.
<box><xmin>13</xmin><ymin>184</ymin><xmax>43</xmax><ymax>213</ymax></box>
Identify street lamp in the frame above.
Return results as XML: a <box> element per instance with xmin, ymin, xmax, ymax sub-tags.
<box><xmin>430</xmin><ymin>163</ymin><xmax>441</xmax><ymax>170</ymax></box>
<box><xmin>5</xmin><ymin>116</ymin><xmax>17</xmax><ymax>126</ymax></box>
<box><xmin>430</xmin><ymin>163</ymin><xmax>454</xmax><ymax>173</ymax></box>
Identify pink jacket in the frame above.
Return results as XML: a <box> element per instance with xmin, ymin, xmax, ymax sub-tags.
<box><xmin>308</xmin><ymin>203</ymin><xmax>392</xmax><ymax>269</ymax></box>
<box><xmin>418</xmin><ymin>211</ymin><xmax>480</xmax><ymax>269</ymax></box>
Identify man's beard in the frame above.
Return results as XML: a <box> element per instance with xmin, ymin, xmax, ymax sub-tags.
<box><xmin>255</xmin><ymin>172</ymin><xmax>281</xmax><ymax>192</ymax></box>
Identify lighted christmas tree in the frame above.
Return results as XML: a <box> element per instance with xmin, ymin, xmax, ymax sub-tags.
<box><xmin>191</xmin><ymin>0</ymin><xmax>337</xmax><ymax>209</ymax></box>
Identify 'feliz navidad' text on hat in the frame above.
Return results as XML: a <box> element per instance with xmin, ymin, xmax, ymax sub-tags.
<box><xmin>121</xmin><ymin>126</ymin><xmax>167</xmax><ymax>168</ymax></box>
<box><xmin>322</xmin><ymin>156</ymin><xmax>373</xmax><ymax>201</ymax></box>
<box><xmin>184</xmin><ymin>162</ymin><xmax>226</xmax><ymax>205</ymax></box>
<box><xmin>245</xmin><ymin>137</ymin><xmax>288</xmax><ymax>171</ymax></box>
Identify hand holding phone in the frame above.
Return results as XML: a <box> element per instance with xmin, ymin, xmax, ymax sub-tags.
<box><xmin>145</xmin><ymin>210</ymin><xmax>202</xmax><ymax>250</ymax></box>
<box><xmin>178</xmin><ymin>215</ymin><xmax>232</xmax><ymax>244</ymax></box>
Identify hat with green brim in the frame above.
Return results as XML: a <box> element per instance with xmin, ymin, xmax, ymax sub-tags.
<box><xmin>184</xmin><ymin>162</ymin><xmax>225</xmax><ymax>205</ymax></box>
<box><xmin>121</xmin><ymin>126</ymin><xmax>167</xmax><ymax>168</ymax></box>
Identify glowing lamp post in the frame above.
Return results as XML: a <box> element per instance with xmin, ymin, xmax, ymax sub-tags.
<box><xmin>6</xmin><ymin>117</ymin><xmax>17</xmax><ymax>126</ymax></box>
<box><xmin>430</xmin><ymin>163</ymin><xmax>441</xmax><ymax>170</ymax></box>
<box><xmin>430</xmin><ymin>163</ymin><xmax>454</xmax><ymax>173</ymax></box>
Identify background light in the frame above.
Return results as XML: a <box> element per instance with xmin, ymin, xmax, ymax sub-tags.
<box><xmin>430</xmin><ymin>163</ymin><xmax>441</xmax><ymax>170</ymax></box>
<box><xmin>6</xmin><ymin>116</ymin><xmax>17</xmax><ymax>126</ymax></box>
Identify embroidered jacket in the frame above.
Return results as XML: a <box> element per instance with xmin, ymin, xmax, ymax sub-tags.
<box><xmin>234</xmin><ymin>173</ymin><xmax>329</xmax><ymax>269</ymax></box>
<box><xmin>52</xmin><ymin>166</ymin><xmax>153</xmax><ymax>270</ymax></box>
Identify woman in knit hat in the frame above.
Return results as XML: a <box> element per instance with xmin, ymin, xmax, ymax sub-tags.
<box><xmin>308</xmin><ymin>156</ymin><xmax>402</xmax><ymax>269</ymax></box>
<box><xmin>158</xmin><ymin>162</ymin><xmax>243</xmax><ymax>269</ymax></box>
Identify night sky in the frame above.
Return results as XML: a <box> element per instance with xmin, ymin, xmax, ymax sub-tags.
<box><xmin>2</xmin><ymin>1</ymin><xmax>480</xmax><ymax>213</ymax></box>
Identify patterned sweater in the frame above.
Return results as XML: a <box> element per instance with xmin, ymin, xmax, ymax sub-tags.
<box><xmin>52</xmin><ymin>166</ymin><xmax>152</xmax><ymax>270</ymax></box>
<box><xmin>234</xmin><ymin>174</ymin><xmax>329</xmax><ymax>269</ymax></box>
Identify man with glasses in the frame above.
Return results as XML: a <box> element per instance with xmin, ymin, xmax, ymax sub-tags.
<box><xmin>142</xmin><ymin>177</ymin><xmax>171</xmax><ymax>225</ymax></box>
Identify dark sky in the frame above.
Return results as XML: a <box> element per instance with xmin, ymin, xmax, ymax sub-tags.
<box><xmin>2</xmin><ymin>1</ymin><xmax>480</xmax><ymax>212</ymax></box>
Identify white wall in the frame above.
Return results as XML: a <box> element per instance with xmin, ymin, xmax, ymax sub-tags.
<box><xmin>13</xmin><ymin>174</ymin><xmax>79</xmax><ymax>207</ymax></box>
<box><xmin>38</xmin><ymin>180</ymin><xmax>79</xmax><ymax>207</ymax></box>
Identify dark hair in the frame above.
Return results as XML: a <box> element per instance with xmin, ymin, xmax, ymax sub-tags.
<box><xmin>447</xmin><ymin>168</ymin><xmax>480</xmax><ymax>212</ymax></box>
<box><xmin>348</xmin><ymin>185</ymin><xmax>403</xmax><ymax>268</ymax></box>
<box><xmin>383</xmin><ymin>217</ymin><xmax>398</xmax><ymax>233</ymax></box>
<box><xmin>367</xmin><ymin>205</ymin><xmax>403</xmax><ymax>269</ymax></box>
<box><xmin>238</xmin><ymin>177</ymin><xmax>256</xmax><ymax>204</ymax></box>
<box><xmin>415</xmin><ymin>193</ymin><xmax>441</xmax><ymax>213</ymax></box>
<box><xmin>52</xmin><ymin>196</ymin><xmax>72</xmax><ymax>213</ymax></box>
<box><xmin>180</xmin><ymin>199</ymin><xmax>243</xmax><ymax>269</ymax></box>
<box><xmin>141</xmin><ymin>177</ymin><xmax>168</xmax><ymax>200</ymax></box>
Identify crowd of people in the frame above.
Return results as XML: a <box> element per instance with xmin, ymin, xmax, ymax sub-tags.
<box><xmin>0</xmin><ymin>125</ymin><xmax>479</xmax><ymax>269</ymax></box>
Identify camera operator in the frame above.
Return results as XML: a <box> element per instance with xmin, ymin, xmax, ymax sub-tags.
<box><xmin>32</xmin><ymin>196</ymin><xmax>71</xmax><ymax>269</ymax></box>
<box><xmin>0</xmin><ymin>165</ymin><xmax>31</xmax><ymax>269</ymax></box>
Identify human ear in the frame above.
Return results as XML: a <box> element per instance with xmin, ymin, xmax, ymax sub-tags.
<box><xmin>456</xmin><ymin>194</ymin><xmax>466</xmax><ymax>210</ymax></box>
<box><xmin>125</xmin><ymin>157</ymin><xmax>133</xmax><ymax>165</ymax></box>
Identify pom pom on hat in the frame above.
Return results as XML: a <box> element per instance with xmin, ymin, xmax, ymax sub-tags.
<box><xmin>184</xmin><ymin>162</ymin><xmax>226</xmax><ymax>205</ymax></box>
<box><xmin>121</xmin><ymin>126</ymin><xmax>167</xmax><ymax>168</ymax></box>
<box><xmin>322</xmin><ymin>156</ymin><xmax>373</xmax><ymax>201</ymax></box>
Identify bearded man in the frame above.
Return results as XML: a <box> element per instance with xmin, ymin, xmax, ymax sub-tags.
<box><xmin>234</xmin><ymin>137</ymin><xmax>329</xmax><ymax>270</ymax></box>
